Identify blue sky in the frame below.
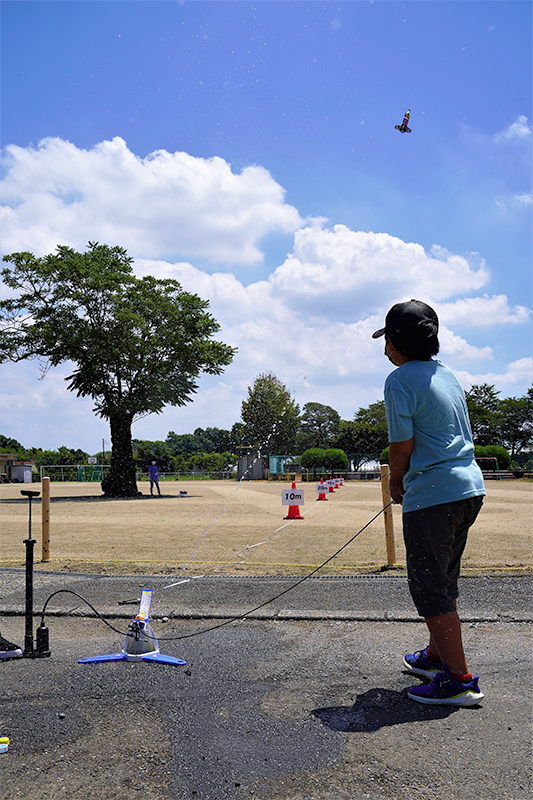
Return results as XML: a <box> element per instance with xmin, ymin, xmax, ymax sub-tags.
<box><xmin>1</xmin><ymin>0</ymin><xmax>531</xmax><ymax>453</ymax></box>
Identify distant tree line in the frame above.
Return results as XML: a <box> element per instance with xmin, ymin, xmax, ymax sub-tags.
<box><xmin>464</xmin><ymin>384</ymin><xmax>533</xmax><ymax>458</ymax></box>
<box><xmin>2</xmin><ymin>377</ymin><xmax>530</xmax><ymax>476</ymax></box>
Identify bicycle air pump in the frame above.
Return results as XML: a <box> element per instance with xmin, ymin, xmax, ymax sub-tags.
<box><xmin>21</xmin><ymin>489</ymin><xmax>51</xmax><ymax>658</ymax></box>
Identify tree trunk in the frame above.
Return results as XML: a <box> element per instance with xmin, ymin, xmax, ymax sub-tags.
<box><xmin>101</xmin><ymin>413</ymin><xmax>139</xmax><ymax>497</ymax></box>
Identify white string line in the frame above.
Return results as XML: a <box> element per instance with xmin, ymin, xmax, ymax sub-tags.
<box><xmin>157</xmin><ymin>479</ymin><xmax>340</xmax><ymax>587</ymax></box>
<box><xmin>242</xmin><ymin>500</ymin><xmax>321</xmax><ymax>550</ymax></box>
<box><xmin>213</xmin><ymin>499</ymin><xmax>323</xmax><ymax>571</ymax></box>
<box><xmin>161</xmin><ymin>578</ymin><xmax>191</xmax><ymax>589</ymax></box>
<box><xmin>159</xmin><ymin>576</ymin><xmax>205</xmax><ymax>590</ymax></box>
<box><xmin>184</xmin><ymin>416</ymin><xmax>287</xmax><ymax>567</ymax></box>
<box><xmin>186</xmin><ymin>455</ymin><xmax>258</xmax><ymax>564</ymax></box>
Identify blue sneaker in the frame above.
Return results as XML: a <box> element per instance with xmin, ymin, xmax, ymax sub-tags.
<box><xmin>403</xmin><ymin>646</ymin><xmax>444</xmax><ymax>679</ymax></box>
<box><xmin>408</xmin><ymin>666</ymin><xmax>484</xmax><ymax>707</ymax></box>
<box><xmin>0</xmin><ymin>634</ymin><xmax>22</xmax><ymax>659</ymax></box>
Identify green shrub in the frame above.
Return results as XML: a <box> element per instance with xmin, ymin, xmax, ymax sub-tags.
<box><xmin>474</xmin><ymin>445</ymin><xmax>511</xmax><ymax>470</ymax></box>
<box><xmin>301</xmin><ymin>448</ymin><xmax>326</xmax><ymax>469</ymax></box>
<box><xmin>323</xmin><ymin>448</ymin><xmax>348</xmax><ymax>471</ymax></box>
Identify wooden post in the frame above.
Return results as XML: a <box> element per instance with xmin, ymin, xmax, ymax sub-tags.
<box><xmin>380</xmin><ymin>464</ymin><xmax>396</xmax><ymax>566</ymax></box>
<box><xmin>41</xmin><ymin>476</ymin><xmax>50</xmax><ymax>562</ymax></box>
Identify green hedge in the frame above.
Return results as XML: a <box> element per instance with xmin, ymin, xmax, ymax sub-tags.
<box><xmin>380</xmin><ymin>444</ymin><xmax>512</xmax><ymax>470</ymax></box>
<box><xmin>474</xmin><ymin>445</ymin><xmax>511</xmax><ymax>470</ymax></box>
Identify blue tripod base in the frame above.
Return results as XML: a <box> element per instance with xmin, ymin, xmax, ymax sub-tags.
<box><xmin>78</xmin><ymin>651</ymin><xmax>186</xmax><ymax>665</ymax></box>
<box><xmin>78</xmin><ymin>620</ymin><xmax>186</xmax><ymax>667</ymax></box>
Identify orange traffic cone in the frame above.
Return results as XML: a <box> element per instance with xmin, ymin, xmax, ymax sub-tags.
<box><xmin>317</xmin><ymin>477</ymin><xmax>328</xmax><ymax>501</ymax></box>
<box><xmin>284</xmin><ymin>481</ymin><xmax>304</xmax><ymax>519</ymax></box>
<box><xmin>334</xmin><ymin>475</ymin><xmax>341</xmax><ymax>488</ymax></box>
<box><xmin>328</xmin><ymin>475</ymin><xmax>335</xmax><ymax>493</ymax></box>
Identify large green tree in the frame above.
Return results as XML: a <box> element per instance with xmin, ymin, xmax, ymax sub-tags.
<box><xmin>497</xmin><ymin>389</ymin><xmax>533</xmax><ymax>457</ymax></box>
<box><xmin>465</xmin><ymin>384</ymin><xmax>503</xmax><ymax>446</ymax></box>
<box><xmin>133</xmin><ymin>439</ymin><xmax>174</xmax><ymax>473</ymax></box>
<box><xmin>193</xmin><ymin>426</ymin><xmax>236</xmax><ymax>453</ymax></box>
<box><xmin>297</xmin><ymin>402</ymin><xmax>340</xmax><ymax>451</ymax></box>
<box><xmin>240</xmin><ymin>372</ymin><xmax>300</xmax><ymax>455</ymax></box>
<box><xmin>0</xmin><ymin>243</ymin><xmax>235</xmax><ymax>496</ymax></box>
<box><xmin>166</xmin><ymin>431</ymin><xmax>204</xmax><ymax>457</ymax></box>
<box><xmin>334</xmin><ymin>401</ymin><xmax>389</xmax><ymax>469</ymax></box>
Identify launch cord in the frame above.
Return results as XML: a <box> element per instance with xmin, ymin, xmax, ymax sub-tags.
<box><xmin>39</xmin><ymin>501</ymin><xmax>393</xmax><ymax>643</ymax></box>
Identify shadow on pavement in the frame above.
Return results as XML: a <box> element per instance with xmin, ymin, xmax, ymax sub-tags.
<box><xmin>311</xmin><ymin>686</ymin><xmax>465</xmax><ymax>732</ymax></box>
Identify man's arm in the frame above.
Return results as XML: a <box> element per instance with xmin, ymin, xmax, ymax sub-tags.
<box><xmin>388</xmin><ymin>438</ymin><xmax>414</xmax><ymax>504</ymax></box>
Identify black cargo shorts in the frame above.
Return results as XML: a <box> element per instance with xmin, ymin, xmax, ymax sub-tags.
<box><xmin>402</xmin><ymin>495</ymin><xmax>484</xmax><ymax>618</ymax></box>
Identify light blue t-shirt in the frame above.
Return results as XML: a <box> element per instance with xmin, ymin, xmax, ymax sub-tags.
<box><xmin>384</xmin><ymin>359</ymin><xmax>486</xmax><ymax>513</ymax></box>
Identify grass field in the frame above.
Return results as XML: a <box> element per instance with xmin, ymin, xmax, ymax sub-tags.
<box><xmin>0</xmin><ymin>479</ymin><xmax>531</xmax><ymax>575</ymax></box>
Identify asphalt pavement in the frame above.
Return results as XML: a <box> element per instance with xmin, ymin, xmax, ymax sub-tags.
<box><xmin>0</xmin><ymin>570</ymin><xmax>531</xmax><ymax>799</ymax></box>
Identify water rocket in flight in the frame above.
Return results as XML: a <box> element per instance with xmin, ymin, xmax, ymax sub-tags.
<box><xmin>395</xmin><ymin>109</ymin><xmax>411</xmax><ymax>133</ymax></box>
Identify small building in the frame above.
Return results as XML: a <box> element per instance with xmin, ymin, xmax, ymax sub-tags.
<box><xmin>10</xmin><ymin>461</ymin><xmax>35</xmax><ymax>483</ymax></box>
<box><xmin>0</xmin><ymin>455</ymin><xmax>35</xmax><ymax>483</ymax></box>
<box><xmin>237</xmin><ymin>452</ymin><xmax>267</xmax><ymax>480</ymax></box>
<box><xmin>0</xmin><ymin>453</ymin><xmax>17</xmax><ymax>483</ymax></box>
<box><xmin>268</xmin><ymin>455</ymin><xmax>291</xmax><ymax>476</ymax></box>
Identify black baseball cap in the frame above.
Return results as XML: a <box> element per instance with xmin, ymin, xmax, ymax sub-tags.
<box><xmin>372</xmin><ymin>299</ymin><xmax>439</xmax><ymax>344</ymax></box>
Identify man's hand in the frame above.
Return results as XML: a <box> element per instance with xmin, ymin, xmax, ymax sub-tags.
<box><xmin>388</xmin><ymin>438</ymin><xmax>414</xmax><ymax>504</ymax></box>
<box><xmin>389</xmin><ymin>478</ymin><xmax>405</xmax><ymax>504</ymax></box>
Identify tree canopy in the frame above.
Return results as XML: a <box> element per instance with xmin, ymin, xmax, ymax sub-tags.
<box><xmin>133</xmin><ymin>439</ymin><xmax>174</xmax><ymax>473</ymax></box>
<box><xmin>497</xmin><ymin>390</ymin><xmax>533</xmax><ymax>457</ymax></box>
<box><xmin>465</xmin><ymin>383</ymin><xmax>503</xmax><ymax>447</ymax></box>
<box><xmin>466</xmin><ymin>383</ymin><xmax>533</xmax><ymax>456</ymax></box>
<box><xmin>297</xmin><ymin>402</ymin><xmax>340</xmax><ymax>451</ymax></box>
<box><xmin>332</xmin><ymin>401</ymin><xmax>389</xmax><ymax>469</ymax></box>
<box><xmin>0</xmin><ymin>243</ymin><xmax>235</xmax><ymax>495</ymax></box>
<box><xmin>301</xmin><ymin>447</ymin><xmax>348</xmax><ymax>477</ymax></box>
<box><xmin>0</xmin><ymin>434</ymin><xmax>24</xmax><ymax>454</ymax></box>
<box><xmin>240</xmin><ymin>372</ymin><xmax>300</xmax><ymax>455</ymax></box>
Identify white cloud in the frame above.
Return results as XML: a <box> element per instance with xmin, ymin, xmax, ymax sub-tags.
<box><xmin>0</xmin><ymin>137</ymin><xmax>302</xmax><ymax>263</ymax></box>
<box><xmin>495</xmin><ymin>193</ymin><xmax>533</xmax><ymax>212</ymax></box>
<box><xmin>0</xmin><ymin>138</ymin><xmax>530</xmax><ymax>450</ymax></box>
<box><xmin>135</xmin><ymin>216</ymin><xmax>527</xmax><ymax>408</ymax></box>
<box><xmin>455</xmin><ymin>358</ymin><xmax>533</xmax><ymax>393</ymax></box>
<box><xmin>438</xmin><ymin>327</ymin><xmax>493</xmax><ymax>361</ymax></box>
<box><xmin>495</xmin><ymin>115</ymin><xmax>532</xmax><ymax>143</ymax></box>
<box><xmin>0</xmin><ymin>360</ymin><xmax>107</xmax><ymax>451</ymax></box>
<box><xmin>266</xmin><ymin>223</ymin><xmax>489</xmax><ymax>319</ymax></box>
<box><xmin>436</xmin><ymin>295</ymin><xmax>531</xmax><ymax>328</ymax></box>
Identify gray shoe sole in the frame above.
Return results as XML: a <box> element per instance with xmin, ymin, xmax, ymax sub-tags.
<box><xmin>0</xmin><ymin>648</ymin><xmax>23</xmax><ymax>659</ymax></box>
<box><xmin>407</xmin><ymin>687</ymin><xmax>485</xmax><ymax>707</ymax></box>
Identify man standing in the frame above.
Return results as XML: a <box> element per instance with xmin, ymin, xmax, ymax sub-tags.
<box><xmin>148</xmin><ymin>461</ymin><xmax>162</xmax><ymax>496</ymax></box>
<box><xmin>373</xmin><ymin>299</ymin><xmax>486</xmax><ymax>706</ymax></box>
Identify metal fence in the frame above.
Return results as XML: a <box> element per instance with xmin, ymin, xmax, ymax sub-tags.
<box><xmin>38</xmin><ymin>466</ymin><xmax>236</xmax><ymax>482</ymax></box>
<box><xmin>268</xmin><ymin>471</ymin><xmax>381</xmax><ymax>482</ymax></box>
<box><xmin>138</xmin><ymin>471</ymin><xmax>236</xmax><ymax>481</ymax></box>
<box><xmin>39</xmin><ymin>465</ymin><xmax>111</xmax><ymax>482</ymax></box>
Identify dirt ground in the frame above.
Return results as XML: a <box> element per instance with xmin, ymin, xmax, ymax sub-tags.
<box><xmin>0</xmin><ymin>478</ymin><xmax>531</xmax><ymax>575</ymax></box>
